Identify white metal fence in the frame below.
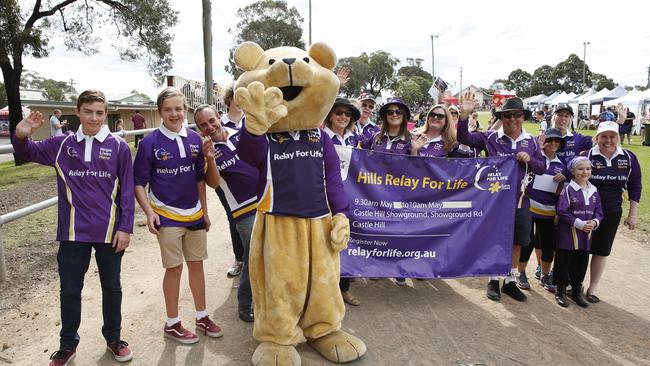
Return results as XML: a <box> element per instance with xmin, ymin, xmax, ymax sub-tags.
<box><xmin>0</xmin><ymin>126</ymin><xmax>195</xmax><ymax>282</ymax></box>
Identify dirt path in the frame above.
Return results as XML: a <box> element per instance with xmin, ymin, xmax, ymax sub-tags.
<box><xmin>1</xmin><ymin>195</ymin><xmax>649</xmax><ymax>365</ymax></box>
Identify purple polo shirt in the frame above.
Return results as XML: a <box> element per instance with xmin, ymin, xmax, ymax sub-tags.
<box><xmin>556</xmin><ymin>131</ymin><xmax>592</xmax><ymax>165</ymax></box>
<box><xmin>555</xmin><ymin>181</ymin><xmax>604</xmax><ymax>251</ymax></box>
<box><xmin>322</xmin><ymin>126</ymin><xmax>361</xmax><ymax>147</ymax></box>
<box><xmin>12</xmin><ymin>125</ymin><xmax>134</xmax><ymax>243</ymax></box>
<box><xmin>414</xmin><ymin>136</ymin><xmax>448</xmax><ymax>157</ymax></box>
<box><xmin>355</xmin><ymin>120</ymin><xmax>380</xmax><ymax>147</ymax></box>
<box><xmin>133</xmin><ymin>125</ymin><xmax>206</xmax><ymax>227</ymax></box>
<box><xmin>457</xmin><ymin>119</ymin><xmax>545</xmax><ymax>208</ymax></box>
<box><xmin>527</xmin><ymin>154</ymin><xmax>569</xmax><ymax>218</ymax></box>
<box><xmin>238</xmin><ymin>127</ymin><xmax>349</xmax><ymax>218</ymax></box>
<box><xmin>213</xmin><ymin>127</ymin><xmax>258</xmax><ymax>222</ymax></box>
<box><xmin>221</xmin><ymin>114</ymin><xmax>245</xmax><ymax>130</ymax></box>
<box><xmin>585</xmin><ymin>146</ymin><xmax>642</xmax><ymax>212</ymax></box>
<box><xmin>363</xmin><ymin>132</ymin><xmax>411</xmax><ymax>155</ymax></box>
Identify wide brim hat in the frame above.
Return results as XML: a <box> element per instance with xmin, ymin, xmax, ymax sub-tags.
<box><xmin>554</xmin><ymin>104</ymin><xmax>574</xmax><ymax>116</ymax></box>
<box><xmin>379</xmin><ymin>97</ymin><xmax>411</xmax><ymax>122</ymax></box>
<box><xmin>543</xmin><ymin>127</ymin><xmax>566</xmax><ymax>150</ymax></box>
<box><xmin>329</xmin><ymin>97</ymin><xmax>361</xmax><ymax>122</ymax></box>
<box><xmin>595</xmin><ymin>121</ymin><xmax>619</xmax><ymax>137</ymax></box>
<box><xmin>494</xmin><ymin>97</ymin><xmax>532</xmax><ymax>120</ymax></box>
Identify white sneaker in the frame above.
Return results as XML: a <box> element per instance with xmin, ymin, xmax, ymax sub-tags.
<box><xmin>227</xmin><ymin>260</ymin><xmax>243</xmax><ymax>277</ymax></box>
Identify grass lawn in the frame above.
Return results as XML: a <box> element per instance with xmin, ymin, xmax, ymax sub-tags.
<box><xmin>477</xmin><ymin>111</ymin><xmax>649</xmax><ymax>233</ymax></box>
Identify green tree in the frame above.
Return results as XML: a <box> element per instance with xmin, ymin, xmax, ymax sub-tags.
<box><xmin>226</xmin><ymin>0</ymin><xmax>305</xmax><ymax>78</ymax></box>
<box><xmin>396</xmin><ymin>65</ymin><xmax>432</xmax><ymax>81</ymax></box>
<box><xmin>21</xmin><ymin>70</ymin><xmax>73</xmax><ymax>101</ymax></box>
<box><xmin>337</xmin><ymin>51</ymin><xmax>398</xmax><ymax>97</ymax></box>
<box><xmin>552</xmin><ymin>54</ymin><xmax>591</xmax><ymax>93</ymax></box>
<box><xmin>504</xmin><ymin>69</ymin><xmax>532</xmax><ymax>96</ymax></box>
<box><xmin>530</xmin><ymin>65</ymin><xmax>559</xmax><ymax>95</ymax></box>
<box><xmin>394</xmin><ymin>78</ymin><xmax>423</xmax><ymax>106</ymax></box>
<box><xmin>1</xmin><ymin>0</ymin><xmax>178</xmax><ymax>164</ymax></box>
<box><xmin>590</xmin><ymin>73</ymin><xmax>616</xmax><ymax>91</ymax></box>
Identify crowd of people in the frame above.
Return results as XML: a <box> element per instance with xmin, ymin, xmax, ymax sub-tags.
<box><xmin>10</xmin><ymin>84</ymin><xmax>642</xmax><ymax>366</ymax></box>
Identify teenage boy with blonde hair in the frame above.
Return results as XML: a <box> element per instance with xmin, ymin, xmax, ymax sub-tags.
<box><xmin>134</xmin><ymin>87</ymin><xmax>222</xmax><ymax>344</ymax></box>
<box><xmin>12</xmin><ymin>90</ymin><xmax>135</xmax><ymax>365</ymax></box>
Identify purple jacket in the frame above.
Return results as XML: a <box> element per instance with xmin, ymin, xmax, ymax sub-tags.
<box><xmin>555</xmin><ymin>181</ymin><xmax>604</xmax><ymax>251</ymax></box>
<box><xmin>133</xmin><ymin>125</ymin><xmax>206</xmax><ymax>227</ymax></box>
<box><xmin>527</xmin><ymin>154</ymin><xmax>568</xmax><ymax>218</ymax></box>
<box><xmin>585</xmin><ymin>146</ymin><xmax>642</xmax><ymax>212</ymax></box>
<box><xmin>213</xmin><ymin>127</ymin><xmax>258</xmax><ymax>222</ymax></box>
<box><xmin>354</xmin><ymin>120</ymin><xmax>380</xmax><ymax>146</ymax></box>
<box><xmin>363</xmin><ymin>132</ymin><xmax>411</xmax><ymax>155</ymax></box>
<box><xmin>12</xmin><ymin>126</ymin><xmax>134</xmax><ymax>243</ymax></box>
<box><xmin>238</xmin><ymin>127</ymin><xmax>349</xmax><ymax>218</ymax></box>
<box><xmin>457</xmin><ymin>119</ymin><xmax>545</xmax><ymax>208</ymax></box>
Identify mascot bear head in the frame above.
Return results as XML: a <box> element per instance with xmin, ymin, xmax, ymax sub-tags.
<box><xmin>234</xmin><ymin>42</ymin><xmax>339</xmax><ymax>132</ymax></box>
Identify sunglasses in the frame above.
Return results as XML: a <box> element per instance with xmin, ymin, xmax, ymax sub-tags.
<box><xmin>428</xmin><ymin>112</ymin><xmax>446</xmax><ymax>120</ymax></box>
<box><xmin>501</xmin><ymin>111</ymin><xmax>524</xmax><ymax>119</ymax></box>
<box><xmin>386</xmin><ymin>109</ymin><xmax>403</xmax><ymax>116</ymax></box>
<box><xmin>450</xmin><ymin>111</ymin><xmax>459</xmax><ymax>116</ymax></box>
<box><xmin>361</xmin><ymin>102</ymin><xmax>375</xmax><ymax>108</ymax></box>
<box><xmin>334</xmin><ymin>110</ymin><xmax>352</xmax><ymax>117</ymax></box>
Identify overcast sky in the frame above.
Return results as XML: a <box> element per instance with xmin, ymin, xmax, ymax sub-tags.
<box><xmin>5</xmin><ymin>0</ymin><xmax>650</xmax><ymax>100</ymax></box>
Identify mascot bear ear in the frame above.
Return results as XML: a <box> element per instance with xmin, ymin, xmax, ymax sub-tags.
<box><xmin>308</xmin><ymin>42</ymin><xmax>337</xmax><ymax>70</ymax></box>
<box><xmin>234</xmin><ymin>42</ymin><xmax>265</xmax><ymax>71</ymax></box>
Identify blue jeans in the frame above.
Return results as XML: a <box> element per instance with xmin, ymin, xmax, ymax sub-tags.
<box><xmin>235</xmin><ymin>215</ymin><xmax>254</xmax><ymax>311</ymax></box>
<box><xmin>58</xmin><ymin>241</ymin><xmax>124</xmax><ymax>350</ymax></box>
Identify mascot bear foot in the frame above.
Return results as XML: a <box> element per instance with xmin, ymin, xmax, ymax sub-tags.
<box><xmin>308</xmin><ymin>330</ymin><xmax>367</xmax><ymax>363</ymax></box>
<box><xmin>252</xmin><ymin>342</ymin><xmax>301</xmax><ymax>366</ymax></box>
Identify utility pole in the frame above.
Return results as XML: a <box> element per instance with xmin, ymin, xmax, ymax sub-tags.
<box><xmin>646</xmin><ymin>66</ymin><xmax>650</xmax><ymax>88</ymax></box>
<box><xmin>202</xmin><ymin>0</ymin><xmax>213</xmax><ymax>105</ymax></box>
<box><xmin>459</xmin><ymin>67</ymin><xmax>463</xmax><ymax>103</ymax></box>
<box><xmin>430</xmin><ymin>35</ymin><xmax>438</xmax><ymax>81</ymax></box>
<box><xmin>582</xmin><ymin>41</ymin><xmax>590</xmax><ymax>91</ymax></box>
<box><xmin>69</xmin><ymin>79</ymin><xmax>76</xmax><ymax>92</ymax></box>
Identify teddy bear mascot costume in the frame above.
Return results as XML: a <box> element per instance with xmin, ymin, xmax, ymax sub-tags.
<box><xmin>233</xmin><ymin>41</ymin><xmax>367</xmax><ymax>366</ymax></box>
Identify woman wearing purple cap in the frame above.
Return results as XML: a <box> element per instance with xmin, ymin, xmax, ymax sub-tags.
<box><xmin>363</xmin><ymin>97</ymin><xmax>411</xmax><ymax>155</ymax></box>
<box><xmin>583</xmin><ymin>116</ymin><xmax>642</xmax><ymax>303</ymax></box>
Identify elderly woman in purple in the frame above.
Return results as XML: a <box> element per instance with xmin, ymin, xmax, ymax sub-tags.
<box><xmin>410</xmin><ymin>104</ymin><xmax>457</xmax><ymax>157</ymax></box>
<box><xmin>583</xmin><ymin>120</ymin><xmax>642</xmax><ymax>303</ymax></box>
<box><xmin>322</xmin><ymin>97</ymin><xmax>361</xmax><ymax>148</ymax></box>
<box><xmin>553</xmin><ymin>157</ymin><xmax>603</xmax><ymax>308</ymax></box>
<box><xmin>363</xmin><ymin>97</ymin><xmax>411</xmax><ymax>154</ymax></box>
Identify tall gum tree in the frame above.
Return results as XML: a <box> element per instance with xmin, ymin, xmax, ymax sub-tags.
<box><xmin>0</xmin><ymin>0</ymin><xmax>178</xmax><ymax>164</ymax></box>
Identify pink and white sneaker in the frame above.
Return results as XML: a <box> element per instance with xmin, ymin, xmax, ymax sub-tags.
<box><xmin>195</xmin><ymin>315</ymin><xmax>223</xmax><ymax>338</ymax></box>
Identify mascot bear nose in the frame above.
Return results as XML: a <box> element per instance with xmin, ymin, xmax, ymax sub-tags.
<box><xmin>282</xmin><ymin>57</ymin><xmax>296</xmax><ymax>65</ymax></box>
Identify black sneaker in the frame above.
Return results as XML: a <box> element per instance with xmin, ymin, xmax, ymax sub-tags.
<box><xmin>238</xmin><ymin>308</ymin><xmax>254</xmax><ymax>323</ymax></box>
<box><xmin>486</xmin><ymin>280</ymin><xmax>501</xmax><ymax>301</ymax></box>
<box><xmin>571</xmin><ymin>286</ymin><xmax>589</xmax><ymax>308</ymax></box>
<box><xmin>502</xmin><ymin>281</ymin><xmax>527</xmax><ymax>302</ymax></box>
<box><xmin>555</xmin><ymin>286</ymin><xmax>569</xmax><ymax>307</ymax></box>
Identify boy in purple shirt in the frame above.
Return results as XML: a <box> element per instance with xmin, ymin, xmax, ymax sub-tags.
<box><xmin>133</xmin><ymin>88</ymin><xmax>221</xmax><ymax>344</ymax></box>
<box><xmin>553</xmin><ymin>157</ymin><xmax>603</xmax><ymax>308</ymax></box>
<box><xmin>12</xmin><ymin>90</ymin><xmax>134</xmax><ymax>365</ymax></box>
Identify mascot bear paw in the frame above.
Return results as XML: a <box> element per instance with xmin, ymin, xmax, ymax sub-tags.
<box><xmin>308</xmin><ymin>330</ymin><xmax>367</xmax><ymax>363</ymax></box>
<box><xmin>252</xmin><ymin>342</ymin><xmax>301</xmax><ymax>366</ymax></box>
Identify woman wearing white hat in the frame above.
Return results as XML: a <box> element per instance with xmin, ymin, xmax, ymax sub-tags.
<box><xmin>583</xmin><ymin>113</ymin><xmax>642</xmax><ymax>303</ymax></box>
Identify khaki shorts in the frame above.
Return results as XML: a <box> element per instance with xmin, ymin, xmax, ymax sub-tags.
<box><xmin>156</xmin><ymin>226</ymin><xmax>208</xmax><ymax>268</ymax></box>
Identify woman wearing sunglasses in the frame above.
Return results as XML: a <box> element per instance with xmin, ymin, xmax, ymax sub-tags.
<box><xmin>323</xmin><ymin>98</ymin><xmax>362</xmax><ymax>148</ymax></box>
<box><xmin>363</xmin><ymin>97</ymin><xmax>411</xmax><ymax>154</ymax></box>
<box><xmin>410</xmin><ymin>104</ymin><xmax>457</xmax><ymax>157</ymax></box>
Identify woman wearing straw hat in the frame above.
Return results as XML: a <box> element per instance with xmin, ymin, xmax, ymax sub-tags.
<box><xmin>583</xmin><ymin>111</ymin><xmax>642</xmax><ymax>303</ymax></box>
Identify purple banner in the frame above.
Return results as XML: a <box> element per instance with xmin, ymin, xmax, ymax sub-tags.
<box><xmin>335</xmin><ymin>146</ymin><xmax>518</xmax><ymax>279</ymax></box>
